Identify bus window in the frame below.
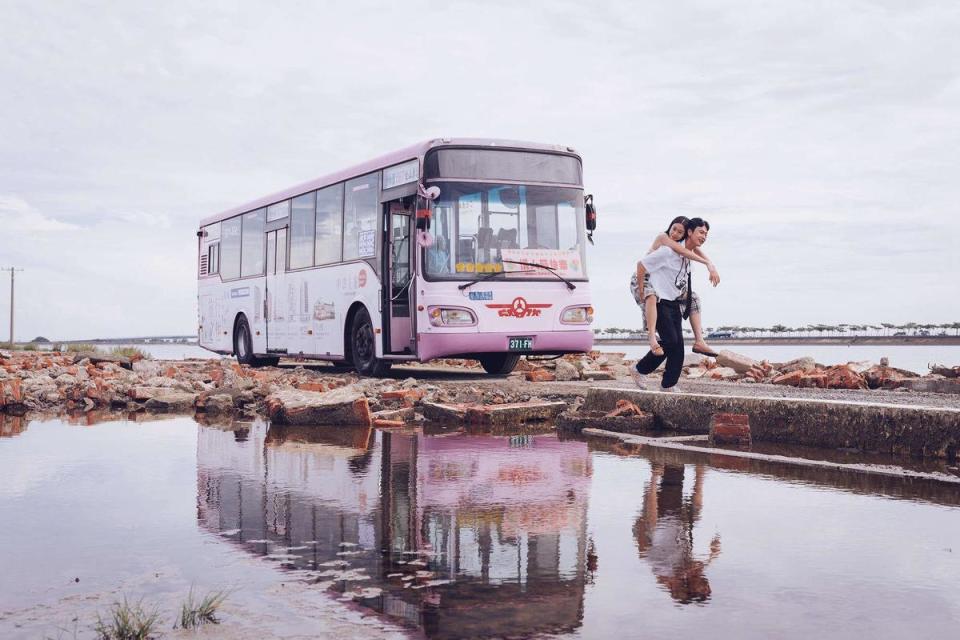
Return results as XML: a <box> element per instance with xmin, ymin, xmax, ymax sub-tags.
<box><xmin>343</xmin><ymin>173</ymin><xmax>379</xmax><ymax>261</ymax></box>
<box><xmin>240</xmin><ymin>209</ymin><xmax>266</xmax><ymax>277</ymax></box>
<box><xmin>424</xmin><ymin>182</ymin><xmax>585</xmax><ymax>278</ymax></box>
<box><xmin>427</xmin><ymin>205</ymin><xmax>454</xmax><ymax>274</ymax></box>
<box><xmin>289</xmin><ymin>192</ymin><xmax>316</xmax><ymax>269</ymax></box>
<box><xmin>221</xmin><ymin>217</ymin><xmax>242</xmax><ymax>280</ymax></box>
<box><xmin>315</xmin><ymin>183</ymin><xmax>344</xmax><ymax>264</ymax></box>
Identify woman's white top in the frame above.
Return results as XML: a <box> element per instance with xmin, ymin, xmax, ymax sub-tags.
<box><xmin>640</xmin><ymin>245</ymin><xmax>688</xmax><ymax>302</ymax></box>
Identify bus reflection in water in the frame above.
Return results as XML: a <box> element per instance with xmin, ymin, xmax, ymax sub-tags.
<box><xmin>197</xmin><ymin>421</ymin><xmax>591</xmax><ymax>638</ymax></box>
<box><xmin>197</xmin><ymin>139</ymin><xmax>596</xmax><ymax>376</ymax></box>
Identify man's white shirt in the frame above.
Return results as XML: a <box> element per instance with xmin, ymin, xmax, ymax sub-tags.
<box><xmin>640</xmin><ymin>245</ymin><xmax>688</xmax><ymax>301</ymax></box>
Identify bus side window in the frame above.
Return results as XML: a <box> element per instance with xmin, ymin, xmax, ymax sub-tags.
<box><xmin>207</xmin><ymin>243</ymin><xmax>220</xmax><ymax>275</ymax></box>
<box><xmin>344</xmin><ymin>172</ymin><xmax>379</xmax><ymax>261</ymax></box>
<box><xmin>316</xmin><ymin>183</ymin><xmax>344</xmax><ymax>264</ymax></box>
<box><xmin>221</xmin><ymin>217</ymin><xmax>242</xmax><ymax>280</ymax></box>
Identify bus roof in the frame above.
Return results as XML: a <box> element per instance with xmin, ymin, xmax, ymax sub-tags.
<box><xmin>198</xmin><ymin>138</ymin><xmax>580</xmax><ymax>228</ymax></box>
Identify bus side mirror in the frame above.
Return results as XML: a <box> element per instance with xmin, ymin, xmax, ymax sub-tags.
<box><xmin>416</xmin><ymin>184</ymin><xmax>440</xmax><ymax>230</ymax></box>
<box><xmin>585</xmin><ymin>194</ymin><xmax>596</xmax><ymax>244</ymax></box>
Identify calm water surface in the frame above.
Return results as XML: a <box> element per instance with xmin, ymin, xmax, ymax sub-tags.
<box><xmin>1</xmin><ymin>415</ymin><xmax>958</xmax><ymax>639</ymax></box>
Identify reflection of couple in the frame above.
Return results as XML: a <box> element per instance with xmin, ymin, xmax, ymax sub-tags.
<box><xmin>632</xmin><ymin>463</ymin><xmax>721</xmax><ymax>604</ymax></box>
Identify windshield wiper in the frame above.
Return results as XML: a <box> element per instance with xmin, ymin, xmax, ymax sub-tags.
<box><xmin>502</xmin><ymin>260</ymin><xmax>576</xmax><ymax>290</ymax></box>
<box><xmin>457</xmin><ymin>269</ymin><xmax>508</xmax><ymax>291</ymax></box>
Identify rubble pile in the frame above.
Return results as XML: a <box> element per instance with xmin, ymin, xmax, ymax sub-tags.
<box><xmin>0</xmin><ymin>350</ymin><xmax>572</xmax><ymax>424</ymax></box>
<box><xmin>681</xmin><ymin>350</ymin><xmax>960</xmax><ymax>392</ymax></box>
<box><xmin>519</xmin><ymin>351</ymin><xmax>630</xmax><ymax>382</ymax></box>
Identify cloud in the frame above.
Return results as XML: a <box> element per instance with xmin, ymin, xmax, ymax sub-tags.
<box><xmin>0</xmin><ymin>0</ymin><xmax>958</xmax><ymax>339</ymax></box>
<box><xmin>0</xmin><ymin>195</ymin><xmax>79</xmax><ymax>233</ymax></box>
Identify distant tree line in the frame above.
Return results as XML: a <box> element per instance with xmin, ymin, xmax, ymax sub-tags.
<box><xmin>594</xmin><ymin>322</ymin><xmax>960</xmax><ymax>338</ymax></box>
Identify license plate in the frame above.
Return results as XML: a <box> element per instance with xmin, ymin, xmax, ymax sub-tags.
<box><xmin>508</xmin><ymin>336</ymin><xmax>533</xmax><ymax>351</ymax></box>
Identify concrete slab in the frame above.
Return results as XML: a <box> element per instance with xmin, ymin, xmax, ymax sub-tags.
<box><xmin>583</xmin><ymin>386</ymin><xmax>960</xmax><ymax>459</ymax></box>
<box><xmin>583</xmin><ymin>428</ymin><xmax>960</xmax><ymax>486</ymax></box>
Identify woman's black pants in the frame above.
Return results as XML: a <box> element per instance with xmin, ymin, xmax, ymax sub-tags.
<box><xmin>634</xmin><ymin>299</ymin><xmax>684</xmax><ymax>388</ymax></box>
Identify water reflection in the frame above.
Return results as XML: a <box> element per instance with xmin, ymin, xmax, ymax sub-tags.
<box><xmin>197</xmin><ymin>420</ymin><xmax>592</xmax><ymax>638</ymax></box>
<box><xmin>0</xmin><ymin>413</ymin><xmax>27</xmax><ymax>437</ymax></box>
<box><xmin>633</xmin><ymin>464</ymin><xmax>721</xmax><ymax>604</ymax></box>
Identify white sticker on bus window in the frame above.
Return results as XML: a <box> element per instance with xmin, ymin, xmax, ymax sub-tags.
<box><xmin>383</xmin><ymin>159</ymin><xmax>419</xmax><ymax>190</ymax></box>
<box><xmin>358</xmin><ymin>230</ymin><xmax>376</xmax><ymax>257</ymax></box>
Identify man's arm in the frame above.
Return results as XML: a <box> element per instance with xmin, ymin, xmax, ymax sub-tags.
<box><xmin>659</xmin><ymin>236</ymin><xmax>711</xmax><ymax>266</ymax></box>
<box><xmin>636</xmin><ymin>260</ymin><xmax>647</xmax><ymax>289</ymax></box>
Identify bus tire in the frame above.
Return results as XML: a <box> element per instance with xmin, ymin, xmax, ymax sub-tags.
<box><xmin>479</xmin><ymin>353</ymin><xmax>521</xmax><ymax>375</ymax></box>
<box><xmin>233</xmin><ymin>315</ymin><xmax>256</xmax><ymax>366</ymax></box>
<box><xmin>350</xmin><ymin>307</ymin><xmax>392</xmax><ymax>377</ymax></box>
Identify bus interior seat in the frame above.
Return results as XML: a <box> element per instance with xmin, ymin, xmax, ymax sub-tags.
<box><xmin>496</xmin><ymin>228</ymin><xmax>518</xmax><ymax>249</ymax></box>
<box><xmin>477</xmin><ymin>227</ymin><xmax>494</xmax><ymax>249</ymax></box>
<box><xmin>458</xmin><ymin>238</ymin><xmax>475</xmax><ymax>261</ymax></box>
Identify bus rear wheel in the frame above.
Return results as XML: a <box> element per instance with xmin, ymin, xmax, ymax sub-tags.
<box><xmin>479</xmin><ymin>353</ymin><xmax>521</xmax><ymax>375</ymax></box>
<box><xmin>350</xmin><ymin>307</ymin><xmax>392</xmax><ymax>377</ymax></box>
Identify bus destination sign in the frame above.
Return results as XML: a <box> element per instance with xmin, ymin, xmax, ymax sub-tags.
<box><xmin>383</xmin><ymin>159</ymin><xmax>419</xmax><ymax>190</ymax></box>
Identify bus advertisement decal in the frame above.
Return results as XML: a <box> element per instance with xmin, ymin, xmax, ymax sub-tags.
<box><xmin>230</xmin><ymin>287</ymin><xmax>251</xmax><ymax>299</ymax></box>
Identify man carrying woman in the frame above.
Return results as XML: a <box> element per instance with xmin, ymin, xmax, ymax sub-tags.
<box><xmin>632</xmin><ymin>218</ymin><xmax>718</xmax><ymax>390</ymax></box>
<box><xmin>631</xmin><ymin>216</ymin><xmax>720</xmax><ymax>357</ymax></box>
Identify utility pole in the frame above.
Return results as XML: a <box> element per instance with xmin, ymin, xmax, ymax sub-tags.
<box><xmin>2</xmin><ymin>267</ymin><xmax>24</xmax><ymax>347</ymax></box>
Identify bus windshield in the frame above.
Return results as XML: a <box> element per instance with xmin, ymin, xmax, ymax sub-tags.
<box><xmin>424</xmin><ymin>182</ymin><xmax>585</xmax><ymax>280</ymax></box>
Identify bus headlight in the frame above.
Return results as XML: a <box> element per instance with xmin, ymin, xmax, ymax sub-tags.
<box><xmin>428</xmin><ymin>306</ymin><xmax>477</xmax><ymax>327</ymax></box>
<box><xmin>561</xmin><ymin>305</ymin><xmax>594</xmax><ymax>324</ymax></box>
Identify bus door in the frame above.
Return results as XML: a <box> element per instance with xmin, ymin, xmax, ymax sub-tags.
<box><xmin>383</xmin><ymin>200</ymin><xmax>415</xmax><ymax>354</ymax></box>
<box><xmin>265</xmin><ymin>227</ymin><xmax>287</xmax><ymax>353</ymax></box>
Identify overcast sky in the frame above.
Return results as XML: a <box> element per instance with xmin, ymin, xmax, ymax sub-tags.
<box><xmin>1</xmin><ymin>0</ymin><xmax>958</xmax><ymax>340</ymax></box>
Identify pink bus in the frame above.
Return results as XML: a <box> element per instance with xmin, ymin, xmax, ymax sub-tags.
<box><xmin>197</xmin><ymin>138</ymin><xmax>595</xmax><ymax>375</ymax></box>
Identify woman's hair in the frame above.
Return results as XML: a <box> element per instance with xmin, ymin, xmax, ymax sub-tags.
<box><xmin>666</xmin><ymin>216</ymin><xmax>690</xmax><ymax>238</ymax></box>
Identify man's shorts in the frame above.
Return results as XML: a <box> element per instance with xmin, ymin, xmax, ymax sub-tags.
<box><xmin>630</xmin><ymin>273</ymin><xmax>700</xmax><ymax>326</ymax></box>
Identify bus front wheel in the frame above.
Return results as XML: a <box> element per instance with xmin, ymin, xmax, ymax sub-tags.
<box><xmin>350</xmin><ymin>308</ymin><xmax>392</xmax><ymax>377</ymax></box>
<box><xmin>234</xmin><ymin>315</ymin><xmax>277</xmax><ymax>368</ymax></box>
<box><xmin>479</xmin><ymin>353</ymin><xmax>521</xmax><ymax>375</ymax></box>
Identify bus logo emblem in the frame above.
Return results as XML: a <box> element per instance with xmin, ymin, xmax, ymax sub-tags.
<box><xmin>486</xmin><ymin>297</ymin><xmax>551</xmax><ymax>318</ymax></box>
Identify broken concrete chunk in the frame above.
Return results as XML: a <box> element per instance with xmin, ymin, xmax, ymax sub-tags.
<box><xmin>464</xmin><ymin>400</ymin><xmax>565</xmax><ymax>426</ymax></box>
<box><xmin>265</xmin><ymin>387</ymin><xmax>372</xmax><ymax>426</ymax></box>
<box><xmin>144</xmin><ymin>392</ymin><xmax>198</xmax><ymax>412</ymax></box>
<box><xmin>554</xmin><ymin>360</ymin><xmax>579</xmax><ymax>381</ymax></box>
<box><xmin>204</xmin><ymin>393</ymin><xmax>235</xmax><ymax>415</ymax></box>
<box><xmin>421</xmin><ymin>401</ymin><xmax>467</xmax><ymax>423</ymax></box>
<box><xmin>581</xmin><ymin>369</ymin><xmax>615</xmax><ymax>381</ymax></box>
<box><xmin>710</xmin><ymin>413</ymin><xmax>751</xmax><ymax>446</ymax></box>
<box><xmin>715</xmin><ymin>350</ymin><xmax>759</xmax><ymax>374</ymax></box>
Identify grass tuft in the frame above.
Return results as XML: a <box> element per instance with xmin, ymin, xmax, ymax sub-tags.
<box><xmin>94</xmin><ymin>597</ymin><xmax>160</xmax><ymax>640</ymax></box>
<box><xmin>66</xmin><ymin>343</ymin><xmax>99</xmax><ymax>353</ymax></box>
<box><xmin>176</xmin><ymin>588</ymin><xmax>230</xmax><ymax>629</ymax></box>
<box><xmin>109</xmin><ymin>346</ymin><xmax>150</xmax><ymax>360</ymax></box>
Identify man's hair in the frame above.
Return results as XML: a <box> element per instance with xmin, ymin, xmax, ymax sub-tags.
<box><xmin>686</xmin><ymin>217</ymin><xmax>710</xmax><ymax>232</ymax></box>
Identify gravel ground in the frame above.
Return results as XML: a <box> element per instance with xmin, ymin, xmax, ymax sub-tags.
<box><xmin>385</xmin><ymin>365</ymin><xmax>960</xmax><ymax>411</ymax></box>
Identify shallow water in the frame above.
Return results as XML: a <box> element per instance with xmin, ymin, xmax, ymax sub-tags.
<box><xmin>1</xmin><ymin>415</ymin><xmax>959</xmax><ymax>639</ymax></box>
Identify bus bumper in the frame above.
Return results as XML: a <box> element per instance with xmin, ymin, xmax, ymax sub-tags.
<box><xmin>417</xmin><ymin>330</ymin><xmax>594</xmax><ymax>362</ymax></box>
